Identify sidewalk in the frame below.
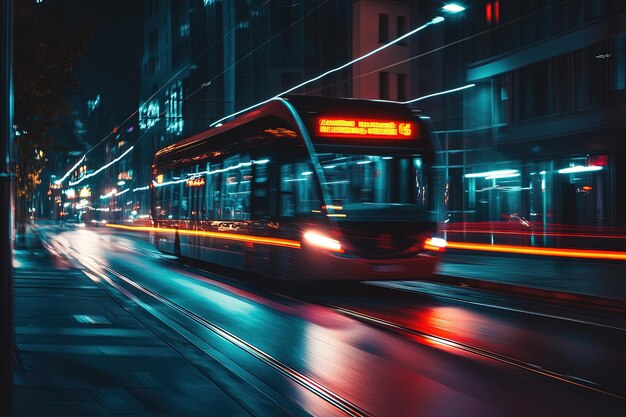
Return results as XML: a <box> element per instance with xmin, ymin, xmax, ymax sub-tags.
<box><xmin>435</xmin><ymin>250</ymin><xmax>626</xmax><ymax>309</ymax></box>
<box><xmin>10</xmin><ymin>239</ymin><xmax>288</xmax><ymax>416</ymax></box>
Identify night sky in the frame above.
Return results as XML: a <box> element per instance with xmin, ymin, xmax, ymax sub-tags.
<box><xmin>69</xmin><ymin>0</ymin><xmax>142</xmax><ymax>119</ymax></box>
<box><xmin>35</xmin><ymin>0</ymin><xmax>143</xmax><ymax>152</ymax></box>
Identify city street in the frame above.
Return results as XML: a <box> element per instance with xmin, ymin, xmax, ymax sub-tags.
<box><xmin>10</xmin><ymin>223</ymin><xmax>626</xmax><ymax>416</ymax></box>
<box><xmin>3</xmin><ymin>1</ymin><xmax>626</xmax><ymax>416</ymax></box>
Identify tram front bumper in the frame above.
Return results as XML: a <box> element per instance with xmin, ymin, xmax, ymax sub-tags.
<box><xmin>295</xmin><ymin>249</ymin><xmax>440</xmax><ymax>281</ymax></box>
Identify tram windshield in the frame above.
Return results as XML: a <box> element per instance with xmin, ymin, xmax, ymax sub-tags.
<box><xmin>317</xmin><ymin>152</ymin><xmax>431</xmax><ymax>220</ymax></box>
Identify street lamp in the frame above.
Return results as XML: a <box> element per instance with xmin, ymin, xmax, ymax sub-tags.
<box><xmin>442</xmin><ymin>3</ymin><xmax>466</xmax><ymax>14</ymax></box>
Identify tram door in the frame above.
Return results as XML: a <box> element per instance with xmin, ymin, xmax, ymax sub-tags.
<box><xmin>187</xmin><ymin>177</ymin><xmax>205</xmax><ymax>257</ymax></box>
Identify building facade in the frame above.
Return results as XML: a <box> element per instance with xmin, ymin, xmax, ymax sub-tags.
<box><xmin>133</xmin><ymin>0</ymin><xmax>353</xmax><ymax>216</ymax></box>
<box><xmin>414</xmin><ymin>0</ymin><xmax>626</xmax><ymax>227</ymax></box>
<box><xmin>131</xmin><ymin>0</ymin><xmax>626</xmax><ymax>228</ymax></box>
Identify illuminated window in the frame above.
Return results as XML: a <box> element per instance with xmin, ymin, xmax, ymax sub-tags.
<box><xmin>280</xmin><ymin>162</ymin><xmax>321</xmax><ymax>217</ymax></box>
<box><xmin>221</xmin><ymin>155</ymin><xmax>252</xmax><ymax>221</ymax></box>
<box><xmin>166</xmin><ymin>81</ymin><xmax>184</xmax><ymax>135</ymax></box>
<box><xmin>179</xmin><ymin>24</ymin><xmax>190</xmax><ymax>38</ymax></box>
<box><xmin>87</xmin><ymin>95</ymin><xmax>100</xmax><ymax>115</ymax></box>
<box><xmin>139</xmin><ymin>100</ymin><xmax>160</xmax><ymax>130</ymax></box>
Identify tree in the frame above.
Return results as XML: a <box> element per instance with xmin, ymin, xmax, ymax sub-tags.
<box><xmin>13</xmin><ymin>0</ymin><xmax>90</xmax><ymax>227</ymax></box>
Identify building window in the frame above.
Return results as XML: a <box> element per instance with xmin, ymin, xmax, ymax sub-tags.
<box><xmin>552</xmin><ymin>55</ymin><xmax>572</xmax><ymax>113</ymax></box>
<box><xmin>589</xmin><ymin>42</ymin><xmax>612</xmax><ymax>105</ymax></box>
<box><xmin>397</xmin><ymin>73</ymin><xmax>407</xmax><ymax>101</ymax></box>
<box><xmin>379</xmin><ymin>13</ymin><xmax>388</xmax><ymax>43</ymax></box>
<box><xmin>149</xmin><ymin>0</ymin><xmax>157</xmax><ymax>17</ymax></box>
<box><xmin>379</xmin><ymin>72</ymin><xmax>389</xmax><ymax>100</ymax></box>
<box><xmin>139</xmin><ymin>100</ymin><xmax>160</xmax><ymax>131</ymax></box>
<box><xmin>613</xmin><ymin>34</ymin><xmax>625</xmax><ymax>91</ymax></box>
<box><xmin>166</xmin><ymin>81</ymin><xmax>184</xmax><ymax>135</ymax></box>
<box><xmin>397</xmin><ymin>16</ymin><xmax>407</xmax><ymax>44</ymax></box>
<box><xmin>179</xmin><ymin>24</ymin><xmax>190</xmax><ymax>38</ymax></box>
<box><xmin>516</xmin><ymin>61</ymin><xmax>549</xmax><ymax>120</ymax></box>
<box><xmin>149</xmin><ymin>29</ymin><xmax>158</xmax><ymax>53</ymax></box>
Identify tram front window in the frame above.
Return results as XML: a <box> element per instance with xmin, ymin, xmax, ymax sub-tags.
<box><xmin>318</xmin><ymin>153</ymin><xmax>429</xmax><ymax>219</ymax></box>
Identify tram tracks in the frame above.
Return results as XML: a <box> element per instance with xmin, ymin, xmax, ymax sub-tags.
<box><xmin>366</xmin><ymin>280</ymin><xmax>626</xmax><ymax>331</ymax></box>
<box><xmin>175</xmin><ymin>264</ymin><xmax>626</xmax><ymax>403</ymax></box>
<box><xmin>323</xmin><ymin>304</ymin><xmax>626</xmax><ymax>402</ymax></box>
<box><xmin>46</xmin><ymin>230</ymin><xmax>626</xmax><ymax>409</ymax></box>
<box><xmin>58</xmin><ymin>243</ymin><xmax>372</xmax><ymax>417</ymax></box>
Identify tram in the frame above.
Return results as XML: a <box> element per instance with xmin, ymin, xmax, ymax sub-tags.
<box><xmin>150</xmin><ymin>95</ymin><xmax>446</xmax><ymax>280</ymax></box>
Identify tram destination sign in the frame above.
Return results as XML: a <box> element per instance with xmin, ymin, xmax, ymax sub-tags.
<box><xmin>317</xmin><ymin>117</ymin><xmax>414</xmax><ymax>139</ymax></box>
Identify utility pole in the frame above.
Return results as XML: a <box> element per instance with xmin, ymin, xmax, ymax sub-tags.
<box><xmin>1</xmin><ymin>0</ymin><xmax>14</xmax><ymax>415</ymax></box>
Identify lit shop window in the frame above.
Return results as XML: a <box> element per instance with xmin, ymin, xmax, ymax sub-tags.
<box><xmin>139</xmin><ymin>100</ymin><xmax>160</xmax><ymax>131</ymax></box>
<box><xmin>166</xmin><ymin>81</ymin><xmax>184</xmax><ymax>135</ymax></box>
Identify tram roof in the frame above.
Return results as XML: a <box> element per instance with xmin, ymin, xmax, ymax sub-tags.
<box><xmin>155</xmin><ymin>95</ymin><xmax>424</xmax><ymax>159</ymax></box>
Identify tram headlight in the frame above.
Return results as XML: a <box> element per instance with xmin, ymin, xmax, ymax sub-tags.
<box><xmin>303</xmin><ymin>230</ymin><xmax>344</xmax><ymax>253</ymax></box>
<box><xmin>424</xmin><ymin>237</ymin><xmax>447</xmax><ymax>252</ymax></box>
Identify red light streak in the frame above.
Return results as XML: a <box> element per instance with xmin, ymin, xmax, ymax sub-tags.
<box><xmin>486</xmin><ymin>3</ymin><xmax>492</xmax><ymax>23</ymax></box>
<box><xmin>106</xmin><ymin>224</ymin><xmax>301</xmax><ymax>249</ymax></box>
<box><xmin>494</xmin><ymin>0</ymin><xmax>500</xmax><ymax>23</ymax></box>
<box><xmin>446</xmin><ymin>242</ymin><xmax>626</xmax><ymax>261</ymax></box>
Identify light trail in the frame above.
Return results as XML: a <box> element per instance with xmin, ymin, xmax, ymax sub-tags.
<box><xmin>446</xmin><ymin>242</ymin><xmax>626</xmax><ymax>261</ymax></box>
<box><xmin>443</xmin><ymin>229</ymin><xmax>626</xmax><ymax>240</ymax></box>
<box><xmin>105</xmin><ymin>223</ymin><xmax>301</xmax><ymax>249</ymax></box>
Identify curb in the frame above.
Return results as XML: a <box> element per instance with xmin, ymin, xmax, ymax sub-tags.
<box><xmin>426</xmin><ymin>274</ymin><xmax>626</xmax><ymax>312</ymax></box>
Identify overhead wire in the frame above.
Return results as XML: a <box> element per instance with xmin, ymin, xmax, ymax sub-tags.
<box><xmin>56</xmin><ymin>1</ymin><xmax>331</xmax><ymax>184</ymax></box>
<box><xmin>61</xmin><ymin>11</ymin><xmax>454</xmax><ymax>189</ymax></box>
<box><xmin>61</xmin><ymin>0</ymin><xmax>574</xmax><ymax>190</ymax></box>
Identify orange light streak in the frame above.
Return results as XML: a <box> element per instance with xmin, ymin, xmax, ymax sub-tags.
<box><xmin>106</xmin><ymin>224</ymin><xmax>301</xmax><ymax>249</ymax></box>
<box><xmin>446</xmin><ymin>241</ymin><xmax>626</xmax><ymax>261</ymax></box>
<box><xmin>443</xmin><ymin>229</ymin><xmax>626</xmax><ymax>240</ymax></box>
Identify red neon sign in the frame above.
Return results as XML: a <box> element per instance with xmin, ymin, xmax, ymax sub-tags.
<box><xmin>318</xmin><ymin>118</ymin><xmax>414</xmax><ymax>139</ymax></box>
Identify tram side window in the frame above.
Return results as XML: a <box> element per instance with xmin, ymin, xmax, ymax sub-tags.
<box><xmin>414</xmin><ymin>158</ymin><xmax>428</xmax><ymax>209</ymax></box>
<box><xmin>155</xmin><ymin>175</ymin><xmax>168</xmax><ymax>220</ymax></box>
<box><xmin>279</xmin><ymin>161</ymin><xmax>321</xmax><ymax>217</ymax></box>
<box><xmin>171</xmin><ymin>170</ymin><xmax>181</xmax><ymax>220</ymax></box>
<box><xmin>182</xmin><ymin>163</ymin><xmax>204</xmax><ymax>220</ymax></box>
<box><xmin>205</xmin><ymin>162</ymin><xmax>221</xmax><ymax>220</ymax></box>
<box><xmin>319</xmin><ymin>154</ymin><xmax>427</xmax><ymax>207</ymax></box>
<box><xmin>252</xmin><ymin>161</ymin><xmax>270</xmax><ymax>217</ymax></box>
<box><xmin>155</xmin><ymin>169</ymin><xmax>176</xmax><ymax>220</ymax></box>
<box><xmin>220</xmin><ymin>154</ymin><xmax>251</xmax><ymax>221</ymax></box>
<box><xmin>179</xmin><ymin>169</ymin><xmax>189</xmax><ymax>220</ymax></box>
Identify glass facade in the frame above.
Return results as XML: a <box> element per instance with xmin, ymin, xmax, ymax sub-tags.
<box><xmin>426</xmin><ymin>0</ymin><xmax>626</xmax><ymax>228</ymax></box>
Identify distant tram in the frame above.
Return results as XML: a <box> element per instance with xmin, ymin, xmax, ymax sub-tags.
<box><xmin>150</xmin><ymin>95</ymin><xmax>446</xmax><ymax>280</ymax></box>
